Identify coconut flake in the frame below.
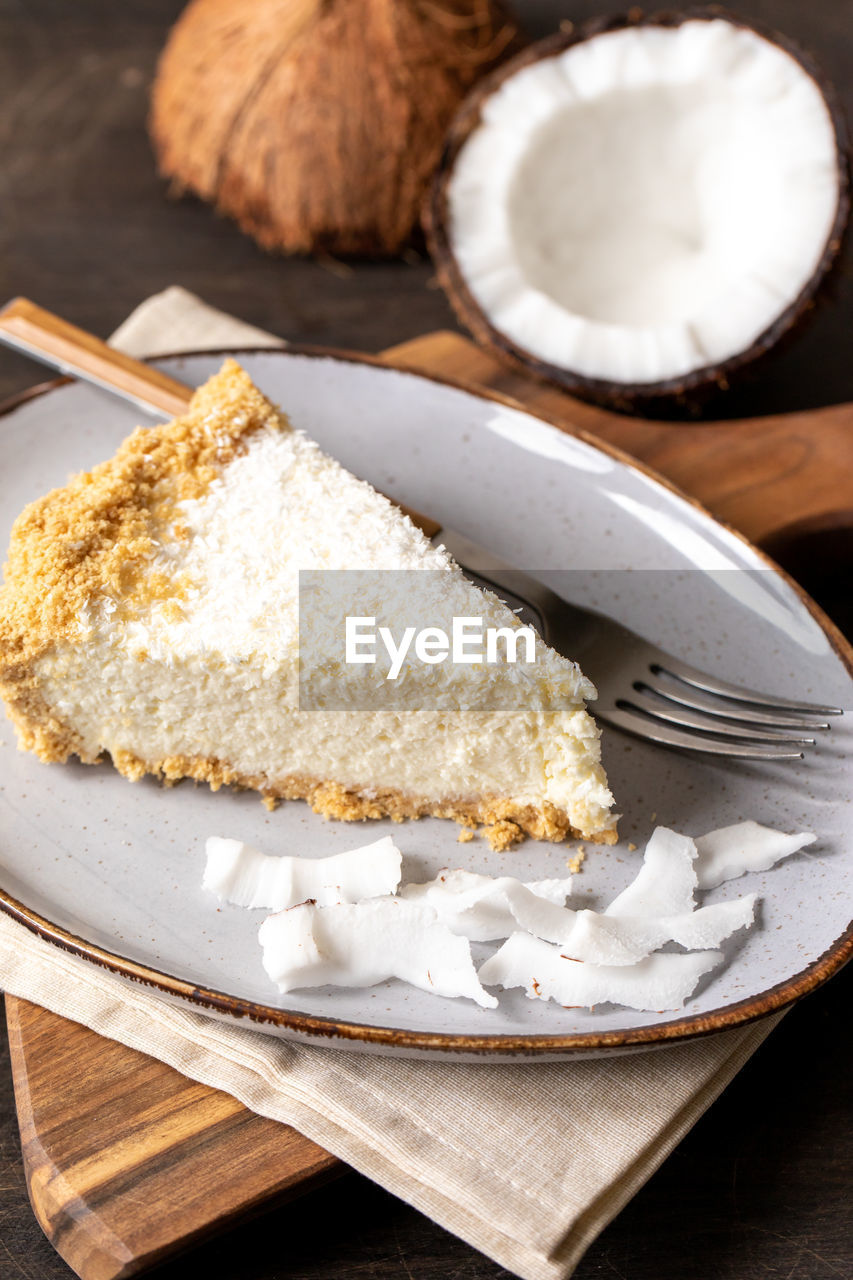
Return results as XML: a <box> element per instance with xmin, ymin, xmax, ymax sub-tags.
<box><xmin>478</xmin><ymin>932</ymin><xmax>722</xmax><ymax>1011</ymax></box>
<box><xmin>258</xmin><ymin>897</ymin><xmax>497</xmax><ymax>1008</ymax></box>
<box><xmin>400</xmin><ymin>867</ymin><xmax>574</xmax><ymax>941</ymax></box>
<box><xmin>526</xmin><ymin>876</ymin><xmax>577</xmax><ymax>904</ymax></box>
<box><xmin>203</xmin><ymin>835</ymin><xmax>401</xmax><ymax>909</ymax></box>
<box><xmin>560</xmin><ymin>896</ymin><xmax>757</xmax><ymax>965</ymax></box>
<box><xmin>605</xmin><ymin>826</ymin><xmax>698</xmax><ymax>918</ymax></box>
<box><xmin>694</xmin><ymin>822</ymin><xmax>816</xmax><ymax>889</ymax></box>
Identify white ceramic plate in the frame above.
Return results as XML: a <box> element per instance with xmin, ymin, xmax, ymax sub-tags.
<box><xmin>1</xmin><ymin>349</ymin><xmax>851</xmax><ymax>1060</ymax></box>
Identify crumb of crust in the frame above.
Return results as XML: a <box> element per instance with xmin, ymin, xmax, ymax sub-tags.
<box><xmin>567</xmin><ymin>844</ymin><xmax>586</xmax><ymax>875</ymax></box>
<box><xmin>628</xmin><ymin>841</ymin><xmax>637</xmax><ymax>852</ymax></box>
<box><xmin>0</xmin><ymin>360</ymin><xmax>287</xmax><ymax>674</ymax></box>
<box><xmin>482</xmin><ymin>819</ymin><xmax>523</xmax><ymax>851</ymax></box>
<box><xmin>457</xmin><ymin>827</ymin><xmax>475</xmax><ymax>844</ymax></box>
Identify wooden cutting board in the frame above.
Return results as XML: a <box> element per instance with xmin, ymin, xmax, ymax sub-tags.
<box><xmin>7</xmin><ymin>331</ymin><xmax>853</xmax><ymax>1280</ymax></box>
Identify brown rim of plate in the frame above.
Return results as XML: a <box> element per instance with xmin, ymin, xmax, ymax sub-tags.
<box><xmin>0</xmin><ymin>342</ymin><xmax>850</xmax><ymax>1057</ymax></box>
<box><xmin>423</xmin><ymin>5</ymin><xmax>852</xmax><ymax>414</ymax></box>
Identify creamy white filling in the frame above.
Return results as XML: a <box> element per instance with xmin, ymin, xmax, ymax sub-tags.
<box><xmin>35</xmin><ymin>646</ymin><xmax>612</xmax><ymax>833</ymax></box>
<box><xmin>448</xmin><ymin>19</ymin><xmax>839</xmax><ymax>384</ymax></box>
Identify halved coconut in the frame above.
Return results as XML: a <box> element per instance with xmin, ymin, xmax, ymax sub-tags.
<box><xmin>426</xmin><ymin>10</ymin><xmax>849</xmax><ymax>411</ymax></box>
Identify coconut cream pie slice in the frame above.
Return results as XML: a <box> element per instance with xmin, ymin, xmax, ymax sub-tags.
<box><xmin>0</xmin><ymin>361</ymin><xmax>615</xmax><ymax>849</ymax></box>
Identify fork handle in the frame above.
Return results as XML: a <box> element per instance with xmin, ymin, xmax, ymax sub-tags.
<box><xmin>0</xmin><ymin>297</ymin><xmax>192</xmax><ymax>417</ymax></box>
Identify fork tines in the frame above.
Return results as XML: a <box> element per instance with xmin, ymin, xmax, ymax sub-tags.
<box><xmin>610</xmin><ymin>657</ymin><xmax>842</xmax><ymax>759</ymax></box>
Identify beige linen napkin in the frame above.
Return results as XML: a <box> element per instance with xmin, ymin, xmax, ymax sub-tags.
<box><xmin>0</xmin><ymin>287</ymin><xmax>782</xmax><ymax>1280</ymax></box>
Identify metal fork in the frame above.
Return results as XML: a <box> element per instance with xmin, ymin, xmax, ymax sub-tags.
<box><xmin>0</xmin><ymin>299</ymin><xmax>842</xmax><ymax>760</ymax></box>
<box><xmin>436</xmin><ymin>528</ymin><xmax>843</xmax><ymax>760</ymax></box>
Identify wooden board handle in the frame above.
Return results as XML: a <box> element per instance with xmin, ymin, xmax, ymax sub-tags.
<box><xmin>6</xmin><ymin>997</ymin><xmax>342</xmax><ymax>1280</ymax></box>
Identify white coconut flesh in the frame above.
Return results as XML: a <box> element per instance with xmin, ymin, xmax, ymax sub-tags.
<box><xmin>448</xmin><ymin>19</ymin><xmax>841</xmax><ymax>386</ymax></box>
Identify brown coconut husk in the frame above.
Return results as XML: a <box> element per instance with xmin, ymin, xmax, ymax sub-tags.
<box><xmin>150</xmin><ymin>0</ymin><xmax>523</xmax><ymax>258</ymax></box>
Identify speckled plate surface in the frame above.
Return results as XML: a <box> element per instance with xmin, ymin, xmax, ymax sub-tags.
<box><xmin>0</xmin><ymin>349</ymin><xmax>851</xmax><ymax>1060</ymax></box>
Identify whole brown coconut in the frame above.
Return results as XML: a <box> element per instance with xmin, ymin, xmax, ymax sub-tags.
<box><xmin>150</xmin><ymin>0</ymin><xmax>523</xmax><ymax>258</ymax></box>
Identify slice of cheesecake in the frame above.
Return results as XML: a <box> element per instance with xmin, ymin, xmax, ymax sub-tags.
<box><xmin>0</xmin><ymin>361</ymin><xmax>615</xmax><ymax>849</ymax></box>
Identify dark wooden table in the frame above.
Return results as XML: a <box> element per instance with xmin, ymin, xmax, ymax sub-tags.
<box><xmin>0</xmin><ymin>2</ymin><xmax>850</xmax><ymax>1278</ymax></box>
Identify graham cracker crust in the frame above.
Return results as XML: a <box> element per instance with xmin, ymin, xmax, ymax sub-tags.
<box><xmin>109</xmin><ymin>746</ymin><xmax>617</xmax><ymax>852</ymax></box>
